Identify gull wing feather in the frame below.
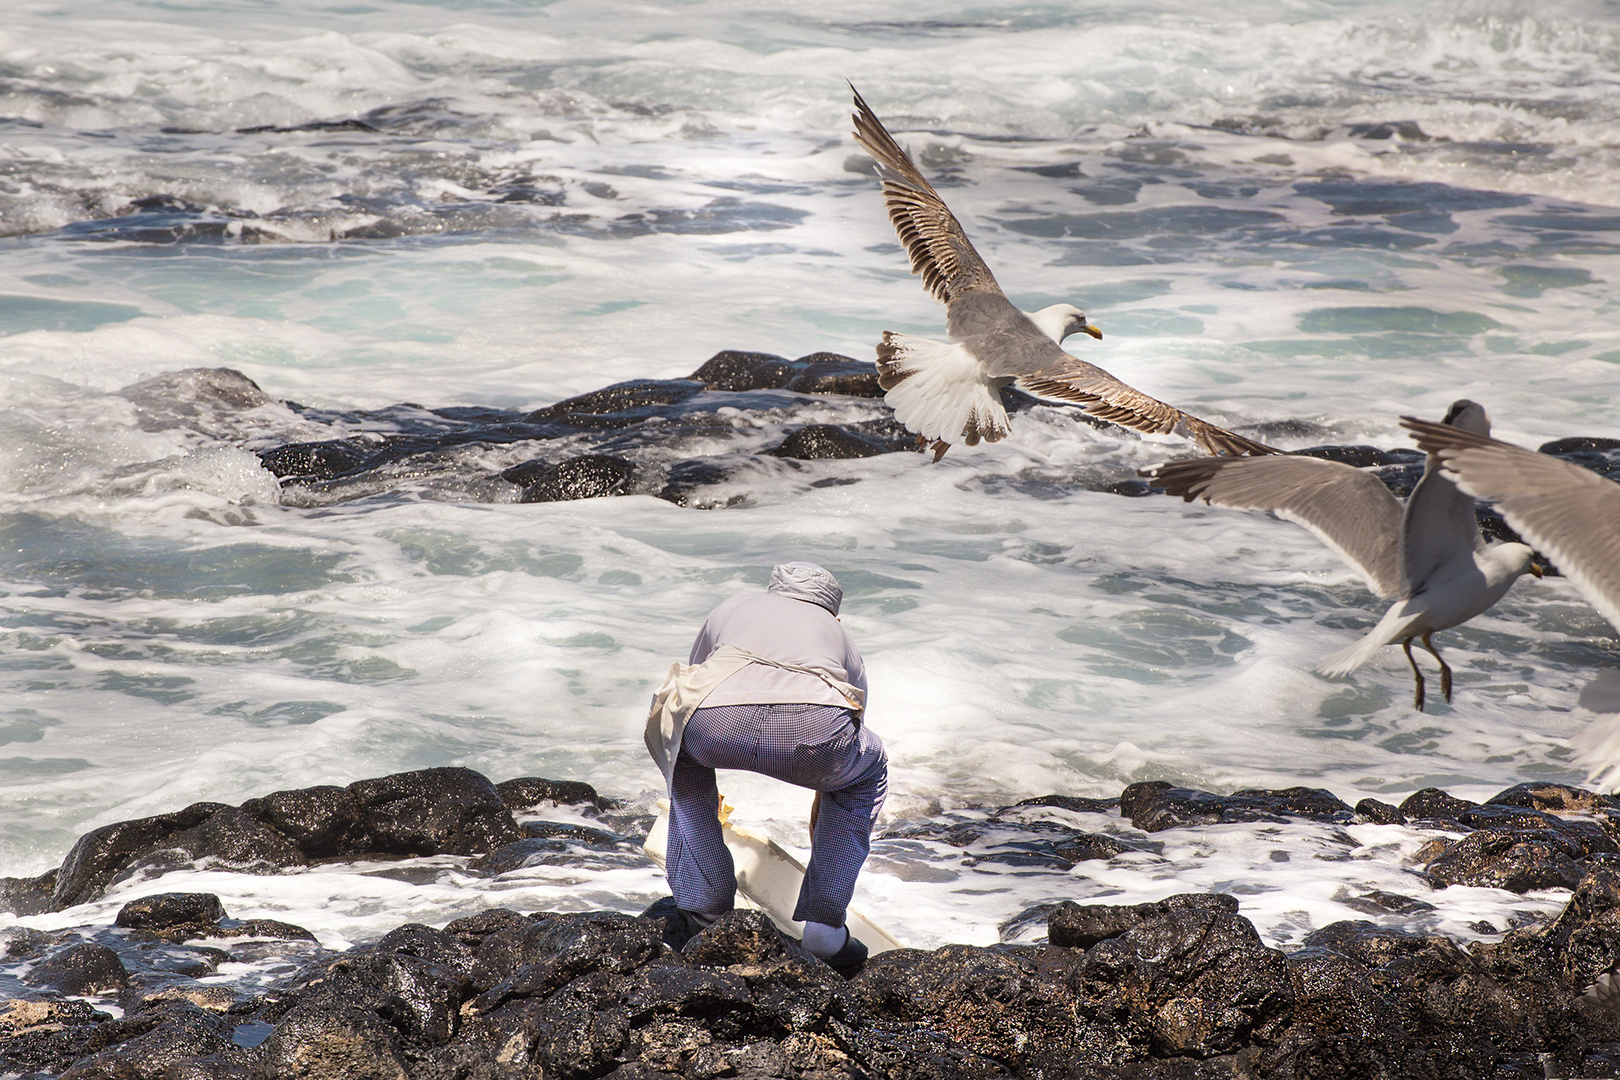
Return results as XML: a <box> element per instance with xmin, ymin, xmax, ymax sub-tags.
<box><xmin>1014</xmin><ymin>353</ymin><xmax>1276</xmax><ymax>457</ymax></box>
<box><xmin>1144</xmin><ymin>454</ymin><xmax>1404</xmax><ymax>597</ymax></box>
<box><xmin>1402</xmin><ymin>417</ymin><xmax>1620</xmax><ymax>632</ymax></box>
<box><xmin>850</xmin><ymin>85</ymin><xmax>1003</xmax><ymax>305</ymax></box>
<box><xmin>1398</xmin><ymin>460</ymin><xmax>1482</xmax><ymax>594</ymax></box>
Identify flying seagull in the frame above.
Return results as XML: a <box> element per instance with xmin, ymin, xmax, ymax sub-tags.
<box><xmin>849</xmin><ymin>86</ymin><xmax>1274</xmax><ymax>462</ymax></box>
<box><xmin>1143</xmin><ymin>400</ymin><xmax>1540</xmax><ymax>710</ymax></box>
<box><xmin>1400</xmin><ymin>415</ymin><xmax>1620</xmax><ymax>773</ymax></box>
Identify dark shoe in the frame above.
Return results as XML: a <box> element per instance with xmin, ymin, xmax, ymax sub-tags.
<box><xmin>639</xmin><ymin>897</ymin><xmax>727</xmax><ymax>950</ymax></box>
<box><xmin>822</xmin><ymin>931</ymin><xmax>868</xmax><ymax>978</ymax></box>
<box><xmin>678</xmin><ymin>907</ymin><xmax>721</xmax><ymax>939</ymax></box>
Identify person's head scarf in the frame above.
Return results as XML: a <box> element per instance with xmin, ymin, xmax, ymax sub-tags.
<box><xmin>767</xmin><ymin>562</ymin><xmax>843</xmax><ymax>616</ymax></box>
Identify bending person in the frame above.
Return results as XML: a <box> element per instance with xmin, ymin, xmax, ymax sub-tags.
<box><xmin>645</xmin><ymin>562</ymin><xmax>886</xmax><ymax>975</ymax></box>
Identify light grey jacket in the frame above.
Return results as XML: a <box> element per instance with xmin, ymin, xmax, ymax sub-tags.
<box><xmin>688</xmin><ymin>592</ymin><xmax>868</xmax><ymax>710</ymax></box>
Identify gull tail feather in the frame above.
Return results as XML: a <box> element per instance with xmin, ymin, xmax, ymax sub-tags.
<box><xmin>1315</xmin><ymin>607</ymin><xmax>1426</xmax><ymax>678</ymax></box>
<box><xmin>876</xmin><ymin>331</ymin><xmax>1009</xmax><ymax>447</ymax></box>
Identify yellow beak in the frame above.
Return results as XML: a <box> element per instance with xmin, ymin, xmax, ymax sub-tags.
<box><xmin>1082</xmin><ymin>323</ymin><xmax>1103</xmax><ymax>340</ymax></box>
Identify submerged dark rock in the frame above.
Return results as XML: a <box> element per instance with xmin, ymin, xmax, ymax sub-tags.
<box><xmin>1120</xmin><ymin>782</ymin><xmax>1354</xmax><ymax>832</ymax></box>
<box><xmin>767</xmin><ymin>424</ymin><xmax>907</xmax><ymax>460</ymax></box>
<box><xmin>688</xmin><ymin>350</ymin><xmax>881</xmax><ymax>397</ymax></box>
<box><xmin>1399</xmin><ymin>786</ymin><xmax>1478</xmax><ymax>824</ymax></box>
<box><xmin>497</xmin><ymin>776</ymin><xmax>610</xmax><ymax>812</ymax></box>
<box><xmin>516</xmin><ymin>454</ymin><xmax>638</xmax><ymax>502</ymax></box>
<box><xmin>114</xmin><ymin>892</ymin><xmax>227</xmax><ymax>936</ymax></box>
<box><xmin>23</xmin><ymin>943</ymin><xmax>129</xmax><ymax>996</ymax></box>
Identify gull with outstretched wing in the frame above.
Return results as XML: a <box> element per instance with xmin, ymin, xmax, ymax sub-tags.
<box><xmin>1143</xmin><ymin>401</ymin><xmax>1540</xmax><ymax>710</ymax></box>
<box><xmin>850</xmin><ymin>86</ymin><xmax>1274</xmax><ymax>462</ymax></box>
<box><xmin>1401</xmin><ymin>414</ymin><xmax>1620</xmax><ymax>778</ymax></box>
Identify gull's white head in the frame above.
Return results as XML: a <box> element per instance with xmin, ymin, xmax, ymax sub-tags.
<box><xmin>1489</xmin><ymin>541</ymin><xmax>1541</xmax><ymax>584</ymax></box>
<box><xmin>1027</xmin><ymin>303</ymin><xmax>1103</xmax><ymax>345</ymax></box>
<box><xmin>1441</xmin><ymin>398</ymin><xmax>1490</xmax><ymax>436</ymax></box>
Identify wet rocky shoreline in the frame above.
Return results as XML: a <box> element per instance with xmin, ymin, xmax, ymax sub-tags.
<box><xmin>124</xmin><ymin>356</ymin><xmax>1620</xmax><ymax>524</ymax></box>
<box><xmin>7</xmin><ymin>768</ymin><xmax>1620</xmax><ymax>1077</ymax></box>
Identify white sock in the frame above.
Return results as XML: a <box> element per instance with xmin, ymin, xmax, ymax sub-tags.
<box><xmin>801</xmin><ymin>920</ymin><xmax>848</xmax><ymax>958</ymax></box>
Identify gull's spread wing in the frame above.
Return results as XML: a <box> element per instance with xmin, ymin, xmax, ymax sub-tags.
<box><xmin>1015</xmin><ymin>352</ymin><xmax>1276</xmax><ymax>458</ymax></box>
<box><xmin>1144</xmin><ymin>454</ymin><xmax>1404</xmax><ymax>597</ymax></box>
<box><xmin>1399</xmin><ymin>401</ymin><xmax>1487</xmax><ymax>594</ymax></box>
<box><xmin>1402</xmin><ymin>416</ymin><xmax>1620</xmax><ymax>632</ymax></box>
<box><xmin>850</xmin><ymin>86</ymin><xmax>1003</xmax><ymax>306</ymax></box>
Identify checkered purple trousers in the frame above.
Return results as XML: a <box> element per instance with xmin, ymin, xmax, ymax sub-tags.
<box><xmin>666</xmin><ymin>702</ymin><xmax>888</xmax><ymax>927</ymax></box>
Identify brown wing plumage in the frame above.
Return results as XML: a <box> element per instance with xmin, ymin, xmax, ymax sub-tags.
<box><xmin>850</xmin><ymin>85</ymin><xmax>1003</xmax><ymax>305</ymax></box>
<box><xmin>1018</xmin><ymin>360</ymin><xmax>1276</xmax><ymax>457</ymax></box>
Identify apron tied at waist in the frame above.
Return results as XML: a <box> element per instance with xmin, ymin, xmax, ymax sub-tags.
<box><xmin>643</xmin><ymin>644</ymin><xmax>866</xmax><ymax>790</ymax></box>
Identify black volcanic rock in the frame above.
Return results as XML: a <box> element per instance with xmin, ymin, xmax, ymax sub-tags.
<box><xmin>1264</xmin><ymin>946</ymin><xmax>1410</xmax><ymax>1076</ymax></box>
<box><xmin>470</xmin><ymin>911</ymin><xmax>668</xmax><ymax>1013</ymax></box>
<box><xmin>294</xmin><ymin>927</ymin><xmax>472</xmax><ymax>1048</ymax></box>
<box><xmin>443</xmin><ymin>907</ymin><xmax>534</xmax><ymax>954</ymax></box>
<box><xmin>114</xmin><ymin>892</ymin><xmax>226</xmax><ymax>936</ymax></box>
<box><xmin>497</xmin><ymin>776</ymin><xmax>609</xmax><ymax>812</ymax></box>
<box><xmin>0</xmin><ymin>999</ymin><xmax>111</xmax><ymax>1075</ymax></box>
<box><xmin>853</xmin><ymin>944</ymin><xmax>1099</xmax><ymax>1073</ymax></box>
<box><xmin>1486</xmin><ymin>866</ymin><xmax>1620</xmax><ymax>991</ymax></box>
<box><xmin>1295</xmin><ymin>443</ymin><xmax>1407</xmax><ymax>468</ymax></box>
<box><xmin>240</xmin><ymin>784</ymin><xmax>366</xmax><ymax>858</ymax></box>
<box><xmin>49</xmin><ymin>1000</ymin><xmax>248</xmax><ymax>1079</ymax></box>
<box><xmin>1120</xmin><ymin>782</ymin><xmax>1353</xmax><ymax>832</ymax></box>
<box><xmin>687</xmin><ymin>350</ymin><xmax>880</xmax><ymax>397</ymax></box>
<box><xmin>164</xmin><ymin>806</ymin><xmax>307</xmax><ymax>869</ymax></box>
<box><xmin>1012</xmin><ymin>794</ymin><xmax>1121</xmax><ymax>814</ymax></box>
<box><xmin>0</xmin><ymin>871</ymin><xmax>56</xmax><ymax>916</ymax></box>
<box><xmin>767</xmin><ymin>423</ymin><xmax>906</xmax><ymax>460</ymax></box>
<box><xmin>1075</xmin><ymin>900</ymin><xmax>1292</xmax><ymax>1059</ymax></box>
<box><xmin>347</xmin><ymin>767</ymin><xmax>522</xmax><ymax>856</ymax></box>
<box><xmin>18</xmin><ymin>776</ymin><xmax>1620</xmax><ymax>1077</ymax></box>
<box><xmin>517</xmin><ymin>454</ymin><xmax>637</xmax><ymax>502</ymax></box>
<box><xmin>23</xmin><ymin>942</ymin><xmax>129</xmax><ymax>996</ymax></box>
<box><xmin>782</xmin><ymin>353</ymin><xmax>882</xmax><ymax>397</ymax></box>
<box><xmin>1355</xmin><ymin>797</ymin><xmax>1407</xmax><ymax>824</ymax></box>
<box><xmin>258</xmin><ymin>984</ymin><xmax>411</xmax><ymax>1079</ymax></box>
<box><xmin>258</xmin><ymin>439</ymin><xmax>375</xmax><ymax>481</ymax></box>
<box><xmin>1398</xmin><ymin>787</ymin><xmax>1478</xmax><ymax>823</ymax></box>
<box><xmin>1484</xmin><ymin>782</ymin><xmax>1618</xmax><ymax>814</ymax></box>
<box><xmin>524</xmin><ymin>379</ymin><xmax>705</xmax><ymax>424</ymax></box>
<box><xmin>1048</xmin><ymin>893</ymin><xmax>1240</xmax><ymax>950</ymax></box>
<box><xmin>1424</xmin><ymin>829</ymin><xmax>1587</xmax><ymax>893</ymax></box>
<box><xmin>51</xmin><ymin>801</ymin><xmax>228</xmax><ymax>908</ymax></box>
<box><xmin>1300</xmin><ymin>920</ymin><xmax>1434</xmax><ymax>967</ymax></box>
